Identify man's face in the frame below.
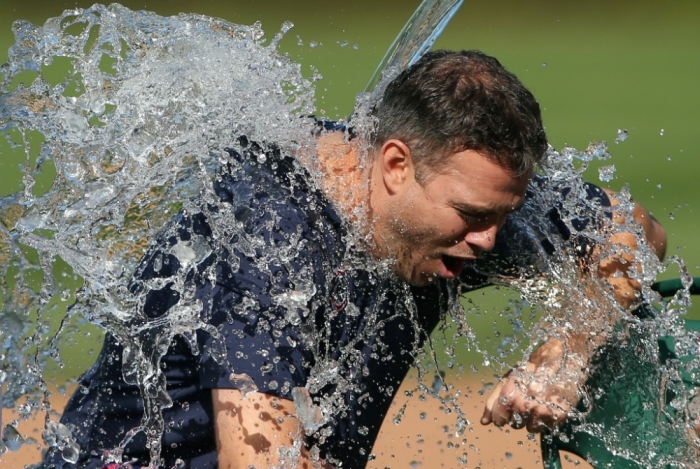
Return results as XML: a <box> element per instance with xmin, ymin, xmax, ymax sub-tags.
<box><xmin>384</xmin><ymin>149</ymin><xmax>530</xmax><ymax>286</ymax></box>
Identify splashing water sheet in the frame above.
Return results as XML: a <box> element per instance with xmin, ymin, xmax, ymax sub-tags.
<box><xmin>0</xmin><ymin>2</ymin><xmax>698</xmax><ymax>469</ymax></box>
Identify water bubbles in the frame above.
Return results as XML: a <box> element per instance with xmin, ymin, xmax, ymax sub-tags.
<box><xmin>0</xmin><ymin>3</ymin><xmax>694</xmax><ymax>468</ymax></box>
<box><xmin>615</xmin><ymin>128</ymin><xmax>629</xmax><ymax>143</ymax></box>
<box><xmin>598</xmin><ymin>164</ymin><xmax>616</xmax><ymax>182</ymax></box>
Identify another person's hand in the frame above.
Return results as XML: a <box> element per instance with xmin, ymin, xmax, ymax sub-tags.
<box><xmin>480</xmin><ymin>339</ymin><xmax>582</xmax><ymax>432</ymax></box>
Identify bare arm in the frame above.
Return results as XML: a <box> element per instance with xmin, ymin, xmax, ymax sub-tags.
<box><xmin>213</xmin><ymin>389</ymin><xmax>333</xmax><ymax>469</ymax></box>
<box><xmin>481</xmin><ymin>192</ymin><xmax>667</xmax><ymax>431</ymax></box>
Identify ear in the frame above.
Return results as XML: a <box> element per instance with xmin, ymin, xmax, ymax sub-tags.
<box><xmin>378</xmin><ymin>139</ymin><xmax>415</xmax><ymax>194</ymax></box>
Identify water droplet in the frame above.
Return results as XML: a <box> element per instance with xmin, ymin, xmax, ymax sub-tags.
<box><xmin>505</xmin><ymin>452</ymin><xmax>513</xmax><ymax>459</ymax></box>
<box><xmin>615</xmin><ymin>129</ymin><xmax>629</xmax><ymax>143</ymax></box>
<box><xmin>291</xmin><ymin>387</ymin><xmax>325</xmax><ymax>433</ymax></box>
<box><xmin>229</xmin><ymin>373</ymin><xmax>258</xmax><ymax>398</ymax></box>
<box><xmin>309</xmin><ymin>41</ymin><xmax>318</xmax><ymax>48</ymax></box>
<box><xmin>542</xmin><ymin>62</ymin><xmax>547</xmax><ymax>67</ymax></box>
<box><xmin>660</xmin><ymin>128</ymin><xmax>665</xmax><ymax>136</ymax></box>
<box><xmin>2</xmin><ymin>425</ymin><xmax>24</xmax><ymax>452</ymax></box>
<box><xmin>598</xmin><ymin>164</ymin><xmax>616</xmax><ymax>182</ymax></box>
<box><xmin>657</xmin><ymin>184</ymin><xmax>662</xmax><ymax>189</ymax></box>
<box><xmin>669</xmin><ymin>213</ymin><xmax>675</xmax><ymax>220</ymax></box>
<box><xmin>257</xmin><ymin>153</ymin><xmax>267</xmax><ymax>164</ymax></box>
<box><xmin>153</xmin><ymin>252</ymin><xmax>163</xmax><ymax>272</ymax></box>
<box><xmin>61</xmin><ymin>442</ymin><xmax>80</xmax><ymax>463</ymax></box>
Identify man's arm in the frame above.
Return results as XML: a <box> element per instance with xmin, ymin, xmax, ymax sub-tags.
<box><xmin>481</xmin><ymin>193</ymin><xmax>666</xmax><ymax>431</ymax></box>
<box><xmin>213</xmin><ymin>389</ymin><xmax>333</xmax><ymax>469</ymax></box>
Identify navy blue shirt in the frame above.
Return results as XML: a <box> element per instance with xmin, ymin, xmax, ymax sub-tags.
<box><xmin>43</xmin><ymin>138</ymin><xmax>609</xmax><ymax>469</ymax></box>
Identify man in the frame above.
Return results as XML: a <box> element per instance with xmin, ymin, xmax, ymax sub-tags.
<box><xmin>43</xmin><ymin>50</ymin><xmax>665</xmax><ymax>469</ymax></box>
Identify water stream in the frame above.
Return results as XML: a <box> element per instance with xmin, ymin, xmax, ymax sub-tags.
<box><xmin>0</xmin><ymin>2</ymin><xmax>698</xmax><ymax>468</ymax></box>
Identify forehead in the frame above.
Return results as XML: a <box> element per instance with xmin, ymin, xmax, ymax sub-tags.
<box><xmin>433</xmin><ymin>149</ymin><xmax>530</xmax><ymax>207</ymax></box>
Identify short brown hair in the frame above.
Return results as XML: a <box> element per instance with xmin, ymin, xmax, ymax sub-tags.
<box><xmin>372</xmin><ymin>50</ymin><xmax>547</xmax><ymax>181</ymax></box>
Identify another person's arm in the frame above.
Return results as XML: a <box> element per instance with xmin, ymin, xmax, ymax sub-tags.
<box><xmin>481</xmin><ymin>193</ymin><xmax>666</xmax><ymax>431</ymax></box>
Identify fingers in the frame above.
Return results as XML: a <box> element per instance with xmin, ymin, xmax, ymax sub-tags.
<box><xmin>480</xmin><ymin>376</ymin><xmax>572</xmax><ymax>432</ymax></box>
<box><xmin>480</xmin><ymin>381</ymin><xmax>503</xmax><ymax>425</ymax></box>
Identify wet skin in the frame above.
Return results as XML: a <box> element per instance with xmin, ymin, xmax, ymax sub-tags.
<box><xmin>368</xmin><ymin>139</ymin><xmax>531</xmax><ymax>286</ymax></box>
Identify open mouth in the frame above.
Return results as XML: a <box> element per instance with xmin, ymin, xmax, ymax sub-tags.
<box><xmin>441</xmin><ymin>255</ymin><xmax>466</xmax><ymax>278</ymax></box>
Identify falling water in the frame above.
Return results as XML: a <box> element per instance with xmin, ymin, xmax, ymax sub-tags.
<box><xmin>0</xmin><ymin>2</ymin><xmax>697</xmax><ymax>468</ymax></box>
<box><xmin>0</xmin><ymin>4</ymin><xmax>319</xmax><ymax>464</ymax></box>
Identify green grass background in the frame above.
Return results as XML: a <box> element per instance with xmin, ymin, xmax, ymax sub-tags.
<box><xmin>1</xmin><ymin>0</ymin><xmax>699</xmax><ymax>380</ymax></box>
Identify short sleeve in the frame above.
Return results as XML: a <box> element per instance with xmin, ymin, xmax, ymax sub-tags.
<box><xmin>130</xmin><ymin>165</ymin><xmax>333</xmax><ymax>400</ymax></box>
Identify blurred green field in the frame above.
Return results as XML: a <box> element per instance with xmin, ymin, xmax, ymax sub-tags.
<box><xmin>1</xmin><ymin>0</ymin><xmax>699</xmax><ymax>382</ymax></box>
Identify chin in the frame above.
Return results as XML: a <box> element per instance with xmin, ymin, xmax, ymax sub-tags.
<box><xmin>405</xmin><ymin>270</ymin><xmax>440</xmax><ymax>287</ymax></box>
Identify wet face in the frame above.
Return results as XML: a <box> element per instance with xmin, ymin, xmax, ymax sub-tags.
<box><xmin>375</xmin><ymin>145</ymin><xmax>530</xmax><ymax>286</ymax></box>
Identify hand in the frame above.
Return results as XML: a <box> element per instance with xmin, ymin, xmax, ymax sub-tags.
<box><xmin>480</xmin><ymin>339</ymin><xmax>582</xmax><ymax>432</ymax></box>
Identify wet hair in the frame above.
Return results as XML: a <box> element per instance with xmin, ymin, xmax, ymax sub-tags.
<box><xmin>372</xmin><ymin>50</ymin><xmax>548</xmax><ymax>181</ymax></box>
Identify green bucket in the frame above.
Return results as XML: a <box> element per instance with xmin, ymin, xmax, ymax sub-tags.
<box><xmin>541</xmin><ymin>277</ymin><xmax>700</xmax><ymax>469</ymax></box>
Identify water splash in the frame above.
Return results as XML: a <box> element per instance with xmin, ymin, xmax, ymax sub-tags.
<box><xmin>1</xmin><ymin>3</ymin><xmax>317</xmax><ymax>463</ymax></box>
<box><xmin>0</xmin><ymin>2</ymin><xmax>697</xmax><ymax>469</ymax></box>
<box><xmin>364</xmin><ymin>0</ymin><xmax>464</xmax><ymax>100</ymax></box>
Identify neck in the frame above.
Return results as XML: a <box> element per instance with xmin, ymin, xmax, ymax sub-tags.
<box><xmin>314</xmin><ymin>131</ymin><xmax>392</xmax><ymax>261</ymax></box>
<box><xmin>315</xmin><ymin>132</ymin><xmax>368</xmax><ymax>221</ymax></box>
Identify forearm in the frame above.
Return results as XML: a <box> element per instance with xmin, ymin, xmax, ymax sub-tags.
<box><xmin>559</xmin><ymin>190</ymin><xmax>667</xmax><ymax>361</ymax></box>
<box><xmin>213</xmin><ymin>389</ymin><xmax>333</xmax><ymax>469</ymax></box>
<box><xmin>603</xmin><ymin>188</ymin><xmax>666</xmax><ymax>260</ymax></box>
<box><xmin>482</xmin><ymin>187</ymin><xmax>667</xmax><ymax>430</ymax></box>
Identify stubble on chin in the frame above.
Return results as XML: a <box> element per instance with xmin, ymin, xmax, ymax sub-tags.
<box><xmin>391</xmin><ymin>243</ymin><xmax>436</xmax><ymax>287</ymax></box>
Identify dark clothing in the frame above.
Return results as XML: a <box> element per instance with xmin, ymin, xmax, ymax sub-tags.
<box><xmin>43</xmin><ymin>139</ymin><xmax>609</xmax><ymax>469</ymax></box>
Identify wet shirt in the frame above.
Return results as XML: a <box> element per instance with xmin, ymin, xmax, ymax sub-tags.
<box><xmin>42</xmin><ymin>139</ymin><xmax>609</xmax><ymax>469</ymax></box>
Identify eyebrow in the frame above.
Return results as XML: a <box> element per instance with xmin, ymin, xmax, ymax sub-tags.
<box><xmin>451</xmin><ymin>199</ymin><xmax>526</xmax><ymax>216</ymax></box>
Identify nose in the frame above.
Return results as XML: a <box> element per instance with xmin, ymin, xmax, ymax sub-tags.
<box><xmin>464</xmin><ymin>223</ymin><xmax>499</xmax><ymax>253</ymax></box>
